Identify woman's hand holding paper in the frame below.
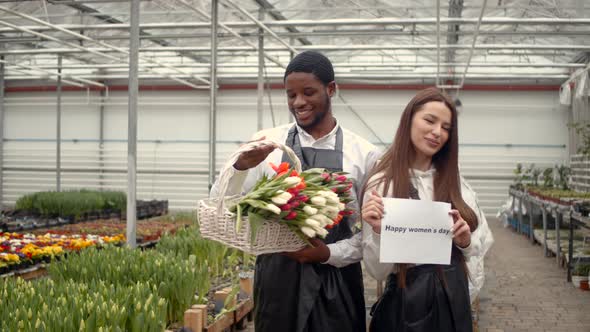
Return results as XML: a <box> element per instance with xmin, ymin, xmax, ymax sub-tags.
<box><xmin>449</xmin><ymin>209</ymin><xmax>471</xmax><ymax>248</ymax></box>
<box><xmin>362</xmin><ymin>190</ymin><xmax>385</xmax><ymax>234</ymax></box>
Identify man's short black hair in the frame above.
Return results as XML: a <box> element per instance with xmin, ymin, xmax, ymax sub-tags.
<box><xmin>283</xmin><ymin>51</ymin><xmax>335</xmax><ymax>85</ymax></box>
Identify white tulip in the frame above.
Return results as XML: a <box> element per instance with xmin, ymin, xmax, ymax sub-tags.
<box><xmin>338</xmin><ymin>203</ymin><xmax>346</xmax><ymax>211</ymax></box>
<box><xmin>320</xmin><ymin>206</ymin><xmax>339</xmax><ymax>219</ymax></box>
<box><xmin>271</xmin><ymin>196</ymin><xmax>289</xmax><ymax>205</ymax></box>
<box><xmin>263</xmin><ymin>203</ymin><xmax>281</xmax><ymax>214</ymax></box>
<box><xmin>303</xmin><ymin>206</ymin><xmax>318</xmax><ymax>215</ymax></box>
<box><xmin>283</xmin><ymin>176</ymin><xmax>302</xmax><ymax>187</ymax></box>
<box><xmin>313</xmin><ymin>226</ymin><xmax>329</xmax><ymax>238</ymax></box>
<box><xmin>311</xmin><ymin>214</ymin><xmax>332</xmax><ymax>227</ymax></box>
<box><xmin>326</xmin><ymin>195</ymin><xmax>340</xmax><ymax>204</ymax></box>
<box><xmin>304</xmin><ymin>218</ymin><xmax>321</xmax><ymax>228</ymax></box>
<box><xmin>277</xmin><ymin>191</ymin><xmax>293</xmax><ymax>201</ymax></box>
<box><xmin>318</xmin><ymin>190</ymin><xmax>336</xmax><ymax>198</ymax></box>
<box><xmin>300</xmin><ymin>226</ymin><xmax>316</xmax><ymax>238</ymax></box>
<box><xmin>310</xmin><ymin>196</ymin><xmax>326</xmax><ymax>206</ymax></box>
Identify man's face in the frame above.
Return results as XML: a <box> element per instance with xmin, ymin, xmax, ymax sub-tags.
<box><xmin>285</xmin><ymin>72</ymin><xmax>335</xmax><ymax>130</ymax></box>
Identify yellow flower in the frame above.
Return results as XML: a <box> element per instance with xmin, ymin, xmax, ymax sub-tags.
<box><xmin>71</xmin><ymin>239</ymin><xmax>95</xmax><ymax>250</ymax></box>
<box><xmin>21</xmin><ymin>244</ymin><xmax>45</xmax><ymax>259</ymax></box>
<box><xmin>40</xmin><ymin>245</ymin><xmax>63</xmax><ymax>257</ymax></box>
<box><xmin>0</xmin><ymin>253</ymin><xmax>20</xmax><ymax>263</ymax></box>
<box><xmin>102</xmin><ymin>234</ymin><xmax>125</xmax><ymax>243</ymax></box>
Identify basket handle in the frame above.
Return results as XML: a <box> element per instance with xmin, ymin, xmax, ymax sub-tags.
<box><xmin>215</xmin><ymin>140</ymin><xmax>302</xmax><ymax>212</ymax></box>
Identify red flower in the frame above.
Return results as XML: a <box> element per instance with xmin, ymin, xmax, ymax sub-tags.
<box><xmin>285</xmin><ymin>211</ymin><xmax>298</xmax><ymax>220</ymax></box>
<box><xmin>340</xmin><ymin>210</ymin><xmax>354</xmax><ymax>216</ymax></box>
<box><xmin>280</xmin><ymin>204</ymin><xmax>292</xmax><ymax>211</ymax></box>
<box><xmin>269</xmin><ymin>162</ymin><xmax>290</xmax><ymax>174</ymax></box>
<box><xmin>335</xmin><ymin>175</ymin><xmax>347</xmax><ymax>182</ymax></box>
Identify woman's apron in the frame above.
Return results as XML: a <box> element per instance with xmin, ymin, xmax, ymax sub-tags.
<box><xmin>369</xmin><ymin>185</ymin><xmax>472</xmax><ymax>332</ymax></box>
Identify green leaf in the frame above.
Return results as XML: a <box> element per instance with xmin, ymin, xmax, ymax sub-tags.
<box><xmin>223</xmin><ymin>284</ymin><xmax>240</xmax><ymax>310</ymax></box>
<box><xmin>236</xmin><ymin>203</ymin><xmax>243</xmax><ymax>232</ymax></box>
<box><xmin>248</xmin><ymin>212</ymin><xmax>265</xmax><ymax>244</ymax></box>
<box><xmin>302</xmin><ymin>168</ymin><xmax>324</xmax><ymax>174</ymax></box>
<box><xmin>242</xmin><ymin>199</ymin><xmax>269</xmax><ymax>210</ymax></box>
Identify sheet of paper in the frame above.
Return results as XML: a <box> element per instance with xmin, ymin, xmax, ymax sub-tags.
<box><xmin>379</xmin><ymin>198</ymin><xmax>453</xmax><ymax>265</ymax></box>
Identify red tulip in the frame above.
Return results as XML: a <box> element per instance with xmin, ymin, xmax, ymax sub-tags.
<box><xmin>335</xmin><ymin>175</ymin><xmax>347</xmax><ymax>182</ymax></box>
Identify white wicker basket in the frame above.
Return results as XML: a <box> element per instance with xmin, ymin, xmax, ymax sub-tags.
<box><xmin>197</xmin><ymin>140</ymin><xmax>307</xmax><ymax>255</ymax></box>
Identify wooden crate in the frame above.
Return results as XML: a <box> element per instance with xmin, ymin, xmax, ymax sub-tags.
<box><xmin>234</xmin><ymin>299</ymin><xmax>254</xmax><ymax>323</ymax></box>
<box><xmin>204</xmin><ymin>310</ymin><xmax>234</xmax><ymax>332</ymax></box>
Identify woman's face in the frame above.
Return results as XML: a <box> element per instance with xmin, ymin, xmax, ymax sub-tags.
<box><xmin>410</xmin><ymin>101</ymin><xmax>452</xmax><ymax>161</ymax></box>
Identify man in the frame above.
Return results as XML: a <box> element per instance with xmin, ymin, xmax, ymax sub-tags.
<box><xmin>211</xmin><ymin>51</ymin><xmax>380</xmax><ymax>332</ymax></box>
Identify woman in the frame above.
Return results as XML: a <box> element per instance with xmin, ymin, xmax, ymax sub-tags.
<box><xmin>361</xmin><ymin>87</ymin><xmax>493</xmax><ymax>332</ymax></box>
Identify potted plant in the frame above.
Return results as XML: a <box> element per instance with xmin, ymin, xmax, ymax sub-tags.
<box><xmin>531</xmin><ymin>165</ymin><xmax>541</xmax><ymax>187</ymax></box>
<box><xmin>512</xmin><ymin>163</ymin><xmax>524</xmax><ymax>190</ymax></box>
<box><xmin>542</xmin><ymin>168</ymin><xmax>553</xmax><ymax>188</ymax></box>
<box><xmin>556</xmin><ymin>165</ymin><xmax>571</xmax><ymax>191</ymax></box>
<box><xmin>572</xmin><ymin>264</ymin><xmax>590</xmax><ymax>289</ymax></box>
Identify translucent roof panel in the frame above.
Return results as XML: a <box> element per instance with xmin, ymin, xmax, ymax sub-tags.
<box><xmin>0</xmin><ymin>0</ymin><xmax>587</xmax><ymax>89</ymax></box>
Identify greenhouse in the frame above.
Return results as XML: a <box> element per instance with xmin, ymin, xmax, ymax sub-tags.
<box><xmin>0</xmin><ymin>0</ymin><xmax>589</xmax><ymax>331</ymax></box>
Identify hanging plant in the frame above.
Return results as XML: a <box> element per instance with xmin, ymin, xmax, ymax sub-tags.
<box><xmin>570</xmin><ymin>122</ymin><xmax>590</xmax><ymax>157</ymax></box>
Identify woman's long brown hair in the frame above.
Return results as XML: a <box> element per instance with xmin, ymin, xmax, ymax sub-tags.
<box><xmin>364</xmin><ymin>87</ymin><xmax>478</xmax><ymax>288</ymax></box>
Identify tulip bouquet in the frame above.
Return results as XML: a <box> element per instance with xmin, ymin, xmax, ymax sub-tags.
<box><xmin>230</xmin><ymin>162</ymin><xmax>355</xmax><ymax>244</ymax></box>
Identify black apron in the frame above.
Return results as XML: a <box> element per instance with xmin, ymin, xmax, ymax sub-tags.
<box><xmin>254</xmin><ymin>125</ymin><xmax>366</xmax><ymax>332</ymax></box>
<box><xmin>369</xmin><ymin>186</ymin><xmax>472</xmax><ymax>332</ymax></box>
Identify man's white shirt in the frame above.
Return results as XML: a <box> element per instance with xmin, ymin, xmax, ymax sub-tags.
<box><xmin>209</xmin><ymin>121</ymin><xmax>381</xmax><ymax>267</ymax></box>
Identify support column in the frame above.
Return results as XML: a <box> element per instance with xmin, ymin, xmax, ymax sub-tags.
<box><xmin>529</xmin><ymin>201</ymin><xmax>534</xmax><ymax>243</ymax></box>
<box><xmin>0</xmin><ymin>57</ymin><xmax>4</xmax><ymax>212</ymax></box>
<box><xmin>555</xmin><ymin>211</ymin><xmax>561</xmax><ymax>265</ymax></box>
<box><xmin>126</xmin><ymin>0</ymin><xmax>140</xmax><ymax>248</ymax></box>
<box><xmin>208</xmin><ymin>0</ymin><xmax>218</xmax><ymax>190</ymax></box>
<box><xmin>542</xmin><ymin>207</ymin><xmax>548</xmax><ymax>257</ymax></box>
<box><xmin>567</xmin><ymin>212</ymin><xmax>574</xmax><ymax>282</ymax></box>
<box><xmin>56</xmin><ymin>55</ymin><xmax>62</xmax><ymax>192</ymax></box>
<box><xmin>99</xmin><ymin>87</ymin><xmax>106</xmax><ymax>191</ymax></box>
<box><xmin>256</xmin><ymin>8</ymin><xmax>264</xmax><ymax>131</ymax></box>
<box><xmin>517</xmin><ymin>196</ymin><xmax>523</xmax><ymax>234</ymax></box>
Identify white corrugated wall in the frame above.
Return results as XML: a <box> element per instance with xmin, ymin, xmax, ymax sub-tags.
<box><xmin>1</xmin><ymin>88</ymin><xmax>568</xmax><ymax>217</ymax></box>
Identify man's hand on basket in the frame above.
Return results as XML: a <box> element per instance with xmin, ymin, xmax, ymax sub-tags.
<box><xmin>282</xmin><ymin>238</ymin><xmax>330</xmax><ymax>264</ymax></box>
<box><xmin>233</xmin><ymin>136</ymin><xmax>276</xmax><ymax>171</ymax></box>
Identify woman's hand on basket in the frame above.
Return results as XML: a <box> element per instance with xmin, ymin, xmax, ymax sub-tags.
<box><xmin>362</xmin><ymin>190</ymin><xmax>384</xmax><ymax>234</ymax></box>
<box><xmin>233</xmin><ymin>136</ymin><xmax>277</xmax><ymax>170</ymax></box>
<box><xmin>282</xmin><ymin>238</ymin><xmax>330</xmax><ymax>264</ymax></box>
